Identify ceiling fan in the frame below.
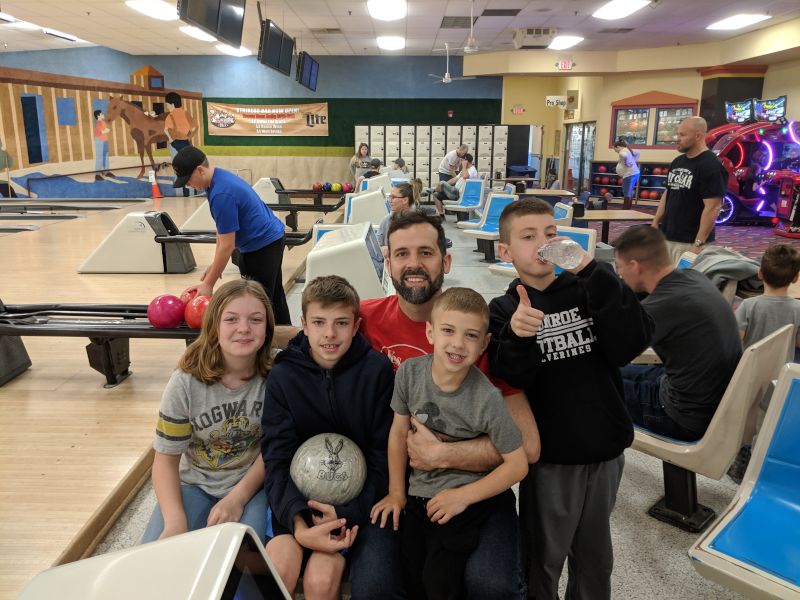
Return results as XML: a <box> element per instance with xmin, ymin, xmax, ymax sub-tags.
<box><xmin>433</xmin><ymin>0</ymin><xmax>484</xmax><ymax>55</ymax></box>
<box><xmin>428</xmin><ymin>42</ymin><xmax>477</xmax><ymax>84</ymax></box>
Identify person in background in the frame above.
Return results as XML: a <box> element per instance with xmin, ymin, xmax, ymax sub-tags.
<box><xmin>377</xmin><ymin>180</ymin><xmax>422</xmax><ymax>249</ymax></box>
<box><xmin>433</xmin><ymin>153</ymin><xmax>478</xmax><ymax>216</ymax></box>
<box><xmin>651</xmin><ymin>116</ymin><xmax>726</xmax><ymax>262</ymax></box>
<box><xmin>437</xmin><ymin>144</ymin><xmax>468</xmax><ymax>183</ymax></box>
<box><xmin>140</xmin><ymin>279</ymin><xmax>274</xmax><ymax>544</ymax></box>
<box><xmin>350</xmin><ymin>143</ymin><xmax>371</xmax><ymax>183</ymax></box>
<box><xmin>164</xmin><ymin>91</ymin><xmax>197</xmax><ymax>158</ymax></box>
<box><xmin>614</xmin><ymin>138</ymin><xmax>640</xmax><ymax>209</ymax></box>
<box><xmin>392</xmin><ymin>158</ymin><xmax>409</xmax><ymax>174</ymax></box>
<box><xmin>93</xmin><ymin>110</ymin><xmax>112</xmax><ymax>180</ymax></box>
<box><xmin>174</xmin><ymin>147</ymin><xmax>292</xmax><ymax>325</ymax></box>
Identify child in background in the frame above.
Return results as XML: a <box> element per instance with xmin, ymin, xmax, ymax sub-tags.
<box><xmin>728</xmin><ymin>244</ymin><xmax>800</xmax><ymax>483</ymax></box>
<box><xmin>488</xmin><ymin>198</ymin><xmax>652</xmax><ymax>600</ymax></box>
<box><xmin>140</xmin><ymin>279</ymin><xmax>275</xmax><ymax>543</ymax></box>
<box><xmin>371</xmin><ymin>287</ymin><xmax>527</xmax><ymax>600</ymax></box>
<box><xmin>262</xmin><ymin>276</ymin><xmax>394</xmax><ymax>600</ymax></box>
<box><xmin>736</xmin><ymin>243</ymin><xmax>800</xmax><ymax>362</ymax></box>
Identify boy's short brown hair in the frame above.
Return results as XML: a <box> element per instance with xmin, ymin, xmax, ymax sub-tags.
<box><xmin>498</xmin><ymin>198</ymin><xmax>553</xmax><ymax>244</ymax></box>
<box><xmin>431</xmin><ymin>287</ymin><xmax>489</xmax><ymax>331</ymax></box>
<box><xmin>761</xmin><ymin>244</ymin><xmax>800</xmax><ymax>288</ymax></box>
<box><xmin>302</xmin><ymin>275</ymin><xmax>360</xmax><ymax>319</ymax></box>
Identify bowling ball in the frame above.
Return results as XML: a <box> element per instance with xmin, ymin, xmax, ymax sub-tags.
<box><xmin>650</xmin><ymin>190</ymin><xmax>660</xmax><ymax>199</ymax></box>
<box><xmin>601</xmin><ymin>176</ymin><xmax>610</xmax><ymax>185</ymax></box>
<box><xmin>184</xmin><ymin>295</ymin><xmax>211</xmax><ymax>329</ymax></box>
<box><xmin>652</xmin><ymin>167</ymin><xmax>662</xmax><ymax>176</ymax></box>
<box><xmin>598</xmin><ymin>165</ymin><xmax>607</xmax><ymax>173</ymax></box>
<box><xmin>640</xmin><ymin>178</ymin><xmax>649</xmax><ymax>187</ymax></box>
<box><xmin>662</xmin><ymin>169</ymin><xmax>668</xmax><ymax>177</ymax></box>
<box><xmin>593</xmin><ymin>176</ymin><xmax>600</xmax><ymax>184</ymax></box>
<box><xmin>290</xmin><ymin>433</ymin><xmax>366</xmax><ymax>505</ymax></box>
<box><xmin>180</xmin><ymin>289</ymin><xmax>197</xmax><ymax>305</ymax></box>
<box><xmin>147</xmin><ymin>294</ymin><xmax>185</xmax><ymax>329</ymax></box>
<box><xmin>312</xmin><ymin>182</ymin><xmax>323</xmax><ymax>192</ymax></box>
<box><xmin>331</xmin><ymin>182</ymin><xmax>342</xmax><ymax>193</ymax></box>
<box><xmin>599</xmin><ymin>187</ymin><xmax>608</xmax><ymax>196</ymax></box>
<box><xmin>322</xmin><ymin>182</ymin><xmax>332</xmax><ymax>192</ymax></box>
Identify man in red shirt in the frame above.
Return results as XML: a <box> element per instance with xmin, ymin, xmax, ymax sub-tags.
<box><xmin>358</xmin><ymin>210</ymin><xmax>538</xmax><ymax>599</ymax></box>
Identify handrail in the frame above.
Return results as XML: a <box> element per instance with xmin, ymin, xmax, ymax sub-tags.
<box><xmin>25</xmin><ymin>161</ymin><xmax>172</xmax><ymax>195</ymax></box>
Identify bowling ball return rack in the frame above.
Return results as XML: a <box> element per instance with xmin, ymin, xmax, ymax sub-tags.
<box><xmin>0</xmin><ymin>299</ymin><xmax>201</xmax><ymax>388</ymax></box>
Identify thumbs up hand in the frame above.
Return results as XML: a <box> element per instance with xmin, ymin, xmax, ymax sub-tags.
<box><xmin>510</xmin><ymin>285</ymin><xmax>544</xmax><ymax>338</ymax></box>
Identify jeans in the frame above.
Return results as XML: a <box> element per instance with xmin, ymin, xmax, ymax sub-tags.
<box><xmin>622</xmin><ymin>173</ymin><xmax>639</xmax><ymax>208</ymax></box>
<box><xmin>620</xmin><ymin>364</ymin><xmax>699</xmax><ymax>441</ymax></box>
<box><xmin>140</xmin><ymin>484</ymin><xmax>267</xmax><ymax>544</ymax></box>
<box><xmin>348</xmin><ymin>520</ymin><xmax>406</xmax><ymax>600</ymax></box>
<box><xmin>94</xmin><ymin>139</ymin><xmax>108</xmax><ymax>172</ymax></box>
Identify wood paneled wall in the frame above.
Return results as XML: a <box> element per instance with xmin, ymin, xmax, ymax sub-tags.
<box><xmin>0</xmin><ymin>67</ymin><xmax>202</xmax><ymax>170</ymax></box>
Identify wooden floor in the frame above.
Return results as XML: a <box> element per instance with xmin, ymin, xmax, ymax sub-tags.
<box><xmin>0</xmin><ymin>197</ymin><xmax>335</xmax><ymax>599</ymax></box>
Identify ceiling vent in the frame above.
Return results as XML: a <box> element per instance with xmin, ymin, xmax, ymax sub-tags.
<box><xmin>481</xmin><ymin>9</ymin><xmax>521</xmax><ymax>17</ymax></box>
<box><xmin>512</xmin><ymin>27</ymin><xmax>558</xmax><ymax>49</ymax></box>
<box><xmin>440</xmin><ymin>16</ymin><xmax>476</xmax><ymax>29</ymax></box>
<box><xmin>310</xmin><ymin>28</ymin><xmax>342</xmax><ymax>35</ymax></box>
<box><xmin>598</xmin><ymin>28</ymin><xmax>634</xmax><ymax>33</ymax></box>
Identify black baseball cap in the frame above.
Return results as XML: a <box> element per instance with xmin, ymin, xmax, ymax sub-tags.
<box><xmin>370</xmin><ymin>158</ymin><xmax>382</xmax><ymax>168</ymax></box>
<box><xmin>172</xmin><ymin>146</ymin><xmax>206</xmax><ymax>188</ymax></box>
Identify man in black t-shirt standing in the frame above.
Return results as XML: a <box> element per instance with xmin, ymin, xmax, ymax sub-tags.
<box><xmin>651</xmin><ymin>116</ymin><xmax>727</xmax><ymax>263</ymax></box>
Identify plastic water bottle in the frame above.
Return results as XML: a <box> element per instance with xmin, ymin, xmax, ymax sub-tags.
<box><xmin>537</xmin><ymin>239</ymin><xmax>584</xmax><ymax>269</ymax></box>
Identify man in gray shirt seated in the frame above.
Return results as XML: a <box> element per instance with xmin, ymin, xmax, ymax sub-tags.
<box><xmin>612</xmin><ymin>225</ymin><xmax>741</xmax><ymax>440</ymax></box>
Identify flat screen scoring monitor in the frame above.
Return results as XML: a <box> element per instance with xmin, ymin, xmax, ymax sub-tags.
<box><xmin>259</xmin><ymin>19</ymin><xmax>294</xmax><ymax>76</ymax></box>
<box><xmin>178</xmin><ymin>0</ymin><xmax>245</xmax><ymax>48</ymax></box>
<box><xmin>296</xmin><ymin>51</ymin><xmax>319</xmax><ymax>91</ymax></box>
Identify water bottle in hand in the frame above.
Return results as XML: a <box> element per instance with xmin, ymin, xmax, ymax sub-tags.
<box><xmin>537</xmin><ymin>239</ymin><xmax>584</xmax><ymax>269</ymax></box>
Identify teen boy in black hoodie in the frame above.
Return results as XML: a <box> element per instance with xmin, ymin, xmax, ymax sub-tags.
<box><xmin>262</xmin><ymin>275</ymin><xmax>398</xmax><ymax>600</ymax></box>
<box><xmin>488</xmin><ymin>199</ymin><xmax>653</xmax><ymax>600</ymax></box>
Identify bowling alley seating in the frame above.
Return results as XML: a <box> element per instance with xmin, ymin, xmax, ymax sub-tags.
<box><xmin>468</xmin><ymin>201</ymin><xmax>574</xmax><ymax>263</ymax></box>
<box><xmin>443</xmin><ymin>179</ymin><xmax>486</xmax><ymax>222</ymax></box>
<box><xmin>359</xmin><ymin>173</ymin><xmax>391</xmax><ymax>194</ymax></box>
<box><xmin>689</xmin><ymin>363</ymin><xmax>800</xmax><ymax>599</ymax></box>
<box><xmin>488</xmin><ymin>225</ymin><xmax>597</xmax><ymax>277</ymax></box>
<box><xmin>456</xmin><ymin>192</ymin><xmax>517</xmax><ymax>230</ymax></box>
<box><xmin>632</xmin><ymin>325</ymin><xmax>794</xmax><ymax>532</ymax></box>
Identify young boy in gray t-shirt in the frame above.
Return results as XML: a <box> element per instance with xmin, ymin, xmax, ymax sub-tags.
<box><xmin>737</xmin><ymin>244</ymin><xmax>800</xmax><ymax>363</ymax></box>
<box><xmin>370</xmin><ymin>287</ymin><xmax>527</xmax><ymax>599</ymax></box>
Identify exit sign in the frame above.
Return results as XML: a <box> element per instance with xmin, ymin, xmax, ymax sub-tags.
<box><xmin>556</xmin><ymin>59</ymin><xmax>575</xmax><ymax>71</ymax></box>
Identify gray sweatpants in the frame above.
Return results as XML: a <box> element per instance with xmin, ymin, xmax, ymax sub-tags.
<box><xmin>519</xmin><ymin>455</ymin><xmax>625</xmax><ymax>600</ymax></box>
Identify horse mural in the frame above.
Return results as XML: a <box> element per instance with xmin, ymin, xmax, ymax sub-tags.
<box><xmin>105</xmin><ymin>97</ymin><xmax>170</xmax><ymax>179</ymax></box>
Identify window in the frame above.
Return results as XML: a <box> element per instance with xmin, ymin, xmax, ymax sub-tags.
<box><xmin>56</xmin><ymin>97</ymin><xmax>77</xmax><ymax>126</ymax></box>
<box><xmin>653</xmin><ymin>107</ymin><xmax>694</xmax><ymax>146</ymax></box>
<box><xmin>613</xmin><ymin>108</ymin><xmax>649</xmax><ymax>145</ymax></box>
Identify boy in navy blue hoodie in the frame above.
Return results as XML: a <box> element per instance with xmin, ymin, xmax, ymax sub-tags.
<box><xmin>262</xmin><ymin>275</ymin><xmax>397</xmax><ymax>600</ymax></box>
<box><xmin>488</xmin><ymin>199</ymin><xmax>653</xmax><ymax>600</ymax></box>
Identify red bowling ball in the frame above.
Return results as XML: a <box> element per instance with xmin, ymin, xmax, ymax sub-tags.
<box><xmin>601</xmin><ymin>176</ymin><xmax>610</xmax><ymax>185</ymax></box>
<box><xmin>312</xmin><ymin>182</ymin><xmax>323</xmax><ymax>192</ymax></box>
<box><xmin>598</xmin><ymin>165</ymin><xmax>608</xmax><ymax>173</ymax></box>
<box><xmin>599</xmin><ymin>187</ymin><xmax>608</xmax><ymax>195</ymax></box>
<box><xmin>147</xmin><ymin>294</ymin><xmax>185</xmax><ymax>329</ymax></box>
<box><xmin>593</xmin><ymin>176</ymin><xmax>601</xmax><ymax>184</ymax></box>
<box><xmin>184</xmin><ymin>295</ymin><xmax>211</xmax><ymax>329</ymax></box>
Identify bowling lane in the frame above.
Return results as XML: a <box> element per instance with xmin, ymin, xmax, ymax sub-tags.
<box><xmin>0</xmin><ymin>196</ymin><xmax>342</xmax><ymax>599</ymax></box>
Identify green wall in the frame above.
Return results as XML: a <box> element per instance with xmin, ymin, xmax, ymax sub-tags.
<box><xmin>203</xmin><ymin>98</ymin><xmax>502</xmax><ymax>152</ymax></box>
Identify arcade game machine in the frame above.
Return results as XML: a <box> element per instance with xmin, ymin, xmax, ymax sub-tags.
<box><xmin>707</xmin><ymin>96</ymin><xmax>800</xmax><ymax>227</ymax></box>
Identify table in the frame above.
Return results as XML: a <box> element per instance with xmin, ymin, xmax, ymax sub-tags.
<box><xmin>574</xmin><ymin>209</ymin><xmax>653</xmax><ymax>243</ymax></box>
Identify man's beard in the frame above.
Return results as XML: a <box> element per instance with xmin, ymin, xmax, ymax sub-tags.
<box><xmin>393</xmin><ymin>267</ymin><xmax>444</xmax><ymax>305</ymax></box>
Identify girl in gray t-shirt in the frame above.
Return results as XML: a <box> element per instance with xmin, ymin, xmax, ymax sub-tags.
<box><xmin>140</xmin><ymin>279</ymin><xmax>276</xmax><ymax>544</ymax></box>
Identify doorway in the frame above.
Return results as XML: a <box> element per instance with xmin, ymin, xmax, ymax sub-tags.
<box><xmin>20</xmin><ymin>94</ymin><xmax>48</xmax><ymax>164</ymax></box>
<box><xmin>563</xmin><ymin>122</ymin><xmax>596</xmax><ymax>195</ymax></box>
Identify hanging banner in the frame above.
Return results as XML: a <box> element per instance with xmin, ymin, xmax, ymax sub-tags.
<box><xmin>206</xmin><ymin>101</ymin><xmax>329</xmax><ymax>136</ymax></box>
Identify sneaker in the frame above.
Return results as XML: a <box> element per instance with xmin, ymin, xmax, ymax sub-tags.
<box><xmin>105</xmin><ymin>171</ymin><xmax>115</xmax><ymax>177</ymax></box>
<box><xmin>727</xmin><ymin>444</ymin><xmax>751</xmax><ymax>484</ymax></box>
<box><xmin>94</xmin><ymin>174</ymin><xmax>104</xmax><ymax>181</ymax></box>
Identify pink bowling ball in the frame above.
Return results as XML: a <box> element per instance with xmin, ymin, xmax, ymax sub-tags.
<box><xmin>147</xmin><ymin>294</ymin><xmax>185</xmax><ymax>328</ymax></box>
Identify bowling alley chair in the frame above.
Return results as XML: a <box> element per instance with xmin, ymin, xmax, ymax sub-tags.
<box><xmin>632</xmin><ymin>325</ymin><xmax>794</xmax><ymax>532</ymax></box>
<box><xmin>456</xmin><ymin>192</ymin><xmax>517</xmax><ymax>230</ymax></box>
<box><xmin>689</xmin><ymin>362</ymin><xmax>800</xmax><ymax>599</ymax></box>
<box><xmin>463</xmin><ymin>194</ymin><xmax>519</xmax><ymax>262</ymax></box>
<box><xmin>444</xmin><ymin>179</ymin><xmax>487</xmax><ymax>222</ymax></box>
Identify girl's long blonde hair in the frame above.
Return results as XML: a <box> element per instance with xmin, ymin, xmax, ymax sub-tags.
<box><xmin>179</xmin><ymin>279</ymin><xmax>275</xmax><ymax>384</ymax></box>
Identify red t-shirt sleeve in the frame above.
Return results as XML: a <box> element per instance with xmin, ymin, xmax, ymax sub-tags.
<box><xmin>476</xmin><ymin>352</ymin><xmax>521</xmax><ymax>397</ymax></box>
